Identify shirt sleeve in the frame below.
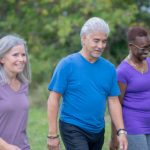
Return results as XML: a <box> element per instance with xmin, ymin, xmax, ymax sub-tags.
<box><xmin>48</xmin><ymin>58</ymin><xmax>71</xmax><ymax>94</ymax></box>
<box><xmin>108</xmin><ymin>66</ymin><xmax>121</xmax><ymax>96</ymax></box>
<box><xmin>117</xmin><ymin>67</ymin><xmax>128</xmax><ymax>85</ymax></box>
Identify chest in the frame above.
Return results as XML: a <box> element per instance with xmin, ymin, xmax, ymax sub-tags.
<box><xmin>0</xmin><ymin>86</ymin><xmax>29</xmax><ymax>113</ymax></box>
<box><xmin>127</xmin><ymin>72</ymin><xmax>150</xmax><ymax>92</ymax></box>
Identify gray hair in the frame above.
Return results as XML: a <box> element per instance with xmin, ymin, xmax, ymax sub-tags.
<box><xmin>0</xmin><ymin>34</ymin><xmax>31</xmax><ymax>85</ymax></box>
<box><xmin>80</xmin><ymin>17</ymin><xmax>110</xmax><ymax>37</ymax></box>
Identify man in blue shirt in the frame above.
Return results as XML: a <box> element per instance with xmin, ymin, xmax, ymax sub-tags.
<box><xmin>47</xmin><ymin>17</ymin><xmax>128</xmax><ymax>150</ymax></box>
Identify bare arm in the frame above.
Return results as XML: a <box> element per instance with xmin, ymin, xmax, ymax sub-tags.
<box><xmin>47</xmin><ymin>91</ymin><xmax>61</xmax><ymax>150</ymax></box>
<box><xmin>109</xmin><ymin>82</ymin><xmax>127</xmax><ymax>150</ymax></box>
<box><xmin>108</xmin><ymin>96</ymin><xmax>124</xmax><ymax>132</ymax></box>
<box><xmin>0</xmin><ymin>138</ymin><xmax>21</xmax><ymax>150</ymax></box>
<box><xmin>108</xmin><ymin>96</ymin><xmax>127</xmax><ymax>150</ymax></box>
<box><xmin>118</xmin><ymin>82</ymin><xmax>127</xmax><ymax>104</ymax></box>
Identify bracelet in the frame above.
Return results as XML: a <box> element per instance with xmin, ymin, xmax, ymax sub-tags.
<box><xmin>117</xmin><ymin>129</ymin><xmax>127</xmax><ymax>136</ymax></box>
<box><xmin>47</xmin><ymin>134</ymin><xmax>59</xmax><ymax>139</ymax></box>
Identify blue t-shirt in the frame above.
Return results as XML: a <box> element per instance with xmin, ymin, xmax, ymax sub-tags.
<box><xmin>48</xmin><ymin>52</ymin><xmax>120</xmax><ymax>133</ymax></box>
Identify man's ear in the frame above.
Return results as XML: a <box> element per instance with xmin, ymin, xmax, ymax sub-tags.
<box><xmin>81</xmin><ymin>35</ymin><xmax>86</xmax><ymax>46</ymax></box>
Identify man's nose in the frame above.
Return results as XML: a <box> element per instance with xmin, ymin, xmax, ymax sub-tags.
<box><xmin>97</xmin><ymin>42</ymin><xmax>105</xmax><ymax>49</ymax></box>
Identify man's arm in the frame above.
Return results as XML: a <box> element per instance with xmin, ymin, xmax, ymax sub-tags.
<box><xmin>47</xmin><ymin>91</ymin><xmax>61</xmax><ymax>150</ymax></box>
<box><xmin>109</xmin><ymin>82</ymin><xmax>127</xmax><ymax>150</ymax></box>
<box><xmin>108</xmin><ymin>96</ymin><xmax>127</xmax><ymax>150</ymax></box>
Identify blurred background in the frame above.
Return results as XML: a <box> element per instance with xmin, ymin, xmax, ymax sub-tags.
<box><xmin>0</xmin><ymin>0</ymin><xmax>149</xmax><ymax>149</ymax></box>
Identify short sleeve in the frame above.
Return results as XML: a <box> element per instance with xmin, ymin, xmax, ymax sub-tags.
<box><xmin>117</xmin><ymin>67</ymin><xmax>128</xmax><ymax>85</ymax></box>
<box><xmin>108</xmin><ymin>66</ymin><xmax>120</xmax><ymax>96</ymax></box>
<box><xmin>48</xmin><ymin>58</ymin><xmax>71</xmax><ymax>94</ymax></box>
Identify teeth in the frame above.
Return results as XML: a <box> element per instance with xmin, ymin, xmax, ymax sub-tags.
<box><xmin>16</xmin><ymin>64</ymin><xmax>25</xmax><ymax>68</ymax></box>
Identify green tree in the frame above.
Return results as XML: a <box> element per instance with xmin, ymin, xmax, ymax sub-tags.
<box><xmin>0</xmin><ymin>0</ymin><xmax>149</xmax><ymax>86</ymax></box>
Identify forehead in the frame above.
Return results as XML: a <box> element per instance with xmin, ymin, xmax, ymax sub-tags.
<box><xmin>87</xmin><ymin>31</ymin><xmax>108</xmax><ymax>40</ymax></box>
<box><xmin>135</xmin><ymin>36</ymin><xmax>150</xmax><ymax>45</ymax></box>
<box><xmin>8</xmin><ymin>44</ymin><xmax>25</xmax><ymax>53</ymax></box>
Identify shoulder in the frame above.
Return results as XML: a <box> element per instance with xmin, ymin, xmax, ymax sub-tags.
<box><xmin>61</xmin><ymin>53</ymin><xmax>79</xmax><ymax>63</ymax></box>
<box><xmin>116</xmin><ymin>61</ymin><xmax>129</xmax><ymax>82</ymax></box>
<box><xmin>100</xmin><ymin>57</ymin><xmax>115</xmax><ymax>69</ymax></box>
<box><xmin>52</xmin><ymin>53</ymin><xmax>79</xmax><ymax>75</ymax></box>
<box><xmin>57</xmin><ymin>53</ymin><xmax>79</xmax><ymax>67</ymax></box>
<box><xmin>21</xmin><ymin>82</ymin><xmax>29</xmax><ymax>95</ymax></box>
<box><xmin>147</xmin><ymin>57</ymin><xmax>150</xmax><ymax>62</ymax></box>
<box><xmin>117</xmin><ymin>61</ymin><xmax>128</xmax><ymax>73</ymax></box>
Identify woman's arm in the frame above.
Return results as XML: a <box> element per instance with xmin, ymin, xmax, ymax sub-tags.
<box><xmin>0</xmin><ymin>138</ymin><xmax>21</xmax><ymax>150</ymax></box>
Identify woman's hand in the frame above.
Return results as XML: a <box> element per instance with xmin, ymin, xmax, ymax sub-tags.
<box><xmin>7</xmin><ymin>144</ymin><xmax>21</xmax><ymax>150</ymax></box>
<box><xmin>109</xmin><ymin>135</ymin><xmax>119</xmax><ymax>150</ymax></box>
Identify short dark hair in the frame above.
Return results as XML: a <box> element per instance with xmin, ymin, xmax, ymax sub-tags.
<box><xmin>127</xmin><ymin>27</ymin><xmax>148</xmax><ymax>42</ymax></box>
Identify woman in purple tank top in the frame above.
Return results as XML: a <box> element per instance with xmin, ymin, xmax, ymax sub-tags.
<box><xmin>0</xmin><ymin>35</ymin><xmax>31</xmax><ymax>150</ymax></box>
<box><xmin>110</xmin><ymin>27</ymin><xmax>150</xmax><ymax>150</ymax></box>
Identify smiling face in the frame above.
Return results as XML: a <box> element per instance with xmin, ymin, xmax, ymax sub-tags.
<box><xmin>81</xmin><ymin>31</ymin><xmax>108</xmax><ymax>62</ymax></box>
<box><xmin>129</xmin><ymin>36</ymin><xmax>150</xmax><ymax>61</ymax></box>
<box><xmin>0</xmin><ymin>44</ymin><xmax>27</xmax><ymax>77</ymax></box>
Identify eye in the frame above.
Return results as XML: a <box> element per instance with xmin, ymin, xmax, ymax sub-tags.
<box><xmin>93</xmin><ymin>39</ymin><xmax>99</xmax><ymax>43</ymax></box>
<box><xmin>102</xmin><ymin>40</ymin><xmax>107</xmax><ymax>44</ymax></box>
<box><xmin>144</xmin><ymin>45</ymin><xmax>150</xmax><ymax>51</ymax></box>
<box><xmin>22</xmin><ymin>53</ymin><xmax>26</xmax><ymax>57</ymax></box>
<box><xmin>12</xmin><ymin>53</ymin><xmax>19</xmax><ymax>57</ymax></box>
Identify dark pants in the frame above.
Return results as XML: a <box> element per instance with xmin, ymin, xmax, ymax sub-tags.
<box><xmin>59</xmin><ymin>120</ymin><xmax>105</xmax><ymax>150</ymax></box>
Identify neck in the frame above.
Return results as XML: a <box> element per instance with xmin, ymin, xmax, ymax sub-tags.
<box><xmin>127</xmin><ymin>54</ymin><xmax>144</xmax><ymax>65</ymax></box>
<box><xmin>80</xmin><ymin>49</ymin><xmax>98</xmax><ymax>63</ymax></box>
<box><xmin>6</xmin><ymin>72</ymin><xmax>18</xmax><ymax>84</ymax></box>
<box><xmin>127</xmin><ymin>55</ymin><xmax>147</xmax><ymax>74</ymax></box>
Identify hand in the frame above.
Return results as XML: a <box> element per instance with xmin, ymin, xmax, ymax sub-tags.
<box><xmin>47</xmin><ymin>137</ymin><xmax>60</xmax><ymax>150</ymax></box>
<box><xmin>118</xmin><ymin>134</ymin><xmax>128</xmax><ymax>150</ymax></box>
<box><xmin>7</xmin><ymin>144</ymin><xmax>21</xmax><ymax>150</ymax></box>
<box><xmin>109</xmin><ymin>136</ymin><xmax>119</xmax><ymax>150</ymax></box>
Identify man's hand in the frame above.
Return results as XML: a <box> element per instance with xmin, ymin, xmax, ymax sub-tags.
<box><xmin>47</xmin><ymin>137</ymin><xmax>60</xmax><ymax>150</ymax></box>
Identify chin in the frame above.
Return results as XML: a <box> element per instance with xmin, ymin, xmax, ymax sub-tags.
<box><xmin>92</xmin><ymin>54</ymin><xmax>101</xmax><ymax>58</ymax></box>
<box><xmin>16</xmin><ymin>70</ymin><xmax>24</xmax><ymax>73</ymax></box>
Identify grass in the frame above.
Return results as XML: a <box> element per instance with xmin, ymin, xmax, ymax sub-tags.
<box><xmin>28</xmin><ymin>106</ymin><xmax>111</xmax><ymax>150</ymax></box>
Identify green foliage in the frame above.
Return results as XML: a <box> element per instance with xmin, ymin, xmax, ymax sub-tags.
<box><xmin>28</xmin><ymin>107</ymin><xmax>48</xmax><ymax>150</ymax></box>
<box><xmin>29</xmin><ymin>82</ymin><xmax>49</xmax><ymax>107</ymax></box>
<box><xmin>0</xmin><ymin>0</ymin><xmax>149</xmax><ymax>86</ymax></box>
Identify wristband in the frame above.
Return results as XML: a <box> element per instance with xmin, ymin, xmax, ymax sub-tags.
<box><xmin>47</xmin><ymin>134</ymin><xmax>59</xmax><ymax>139</ymax></box>
<box><xmin>117</xmin><ymin>129</ymin><xmax>127</xmax><ymax>136</ymax></box>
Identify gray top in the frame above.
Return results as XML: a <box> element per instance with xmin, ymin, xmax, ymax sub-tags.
<box><xmin>0</xmin><ymin>83</ymin><xmax>30</xmax><ymax>150</ymax></box>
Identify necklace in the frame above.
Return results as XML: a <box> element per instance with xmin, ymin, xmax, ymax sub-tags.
<box><xmin>127</xmin><ymin>56</ymin><xmax>145</xmax><ymax>74</ymax></box>
<box><xmin>129</xmin><ymin>61</ymin><xmax>145</xmax><ymax>74</ymax></box>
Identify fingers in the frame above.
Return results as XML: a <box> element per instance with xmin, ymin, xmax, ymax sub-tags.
<box><xmin>47</xmin><ymin>145</ymin><xmax>60</xmax><ymax>150</ymax></box>
<box><xmin>119</xmin><ymin>143</ymin><xmax>128</xmax><ymax>150</ymax></box>
<box><xmin>47</xmin><ymin>137</ymin><xmax>60</xmax><ymax>150</ymax></box>
<box><xmin>110</xmin><ymin>147</ymin><xmax>118</xmax><ymax>150</ymax></box>
<box><xmin>119</xmin><ymin>144</ymin><xmax>123</xmax><ymax>150</ymax></box>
